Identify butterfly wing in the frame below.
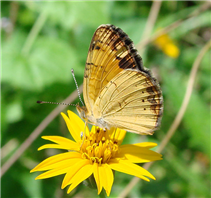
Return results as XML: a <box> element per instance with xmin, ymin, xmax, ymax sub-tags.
<box><xmin>83</xmin><ymin>24</ymin><xmax>163</xmax><ymax>134</ymax></box>
<box><xmin>93</xmin><ymin>69</ymin><xmax>162</xmax><ymax>135</ymax></box>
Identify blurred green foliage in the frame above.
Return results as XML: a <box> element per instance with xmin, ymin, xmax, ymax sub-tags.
<box><xmin>1</xmin><ymin>1</ymin><xmax>210</xmax><ymax>198</ymax></box>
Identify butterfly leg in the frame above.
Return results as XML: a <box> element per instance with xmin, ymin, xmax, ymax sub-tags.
<box><xmin>113</xmin><ymin>128</ymin><xmax>117</xmax><ymax>141</ymax></box>
<box><xmin>80</xmin><ymin>121</ymin><xmax>87</xmax><ymax>149</ymax></box>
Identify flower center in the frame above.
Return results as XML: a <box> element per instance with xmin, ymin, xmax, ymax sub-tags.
<box><xmin>80</xmin><ymin>127</ymin><xmax>119</xmax><ymax>164</ymax></box>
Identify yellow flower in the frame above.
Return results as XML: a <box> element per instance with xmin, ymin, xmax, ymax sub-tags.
<box><xmin>154</xmin><ymin>33</ymin><xmax>180</xmax><ymax>58</ymax></box>
<box><xmin>30</xmin><ymin>110</ymin><xmax>162</xmax><ymax>196</ymax></box>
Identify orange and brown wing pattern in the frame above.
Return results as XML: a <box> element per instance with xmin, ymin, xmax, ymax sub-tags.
<box><xmin>83</xmin><ymin>25</ymin><xmax>144</xmax><ymax>115</ymax></box>
<box><xmin>83</xmin><ymin>24</ymin><xmax>163</xmax><ymax>134</ymax></box>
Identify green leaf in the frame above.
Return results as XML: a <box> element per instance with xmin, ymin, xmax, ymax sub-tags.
<box><xmin>6</xmin><ymin>100</ymin><xmax>23</xmax><ymax>123</ymax></box>
<box><xmin>166</xmin><ymin>150</ymin><xmax>210</xmax><ymax>197</ymax></box>
<box><xmin>2</xmin><ymin>30</ymin><xmax>81</xmax><ymax>91</ymax></box>
<box><xmin>20</xmin><ymin>172</ymin><xmax>43</xmax><ymax>198</ymax></box>
<box><xmin>44</xmin><ymin>2</ymin><xmax>110</xmax><ymax>29</ymax></box>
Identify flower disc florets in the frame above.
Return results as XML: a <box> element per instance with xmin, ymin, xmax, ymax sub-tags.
<box><xmin>80</xmin><ymin>127</ymin><xmax>119</xmax><ymax>164</ymax></box>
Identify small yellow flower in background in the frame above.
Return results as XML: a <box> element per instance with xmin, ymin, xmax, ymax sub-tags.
<box><xmin>30</xmin><ymin>110</ymin><xmax>162</xmax><ymax>196</ymax></box>
<box><xmin>154</xmin><ymin>33</ymin><xmax>180</xmax><ymax>58</ymax></box>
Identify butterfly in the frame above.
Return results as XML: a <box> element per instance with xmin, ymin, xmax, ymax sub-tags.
<box><xmin>76</xmin><ymin>24</ymin><xmax>163</xmax><ymax>135</ymax></box>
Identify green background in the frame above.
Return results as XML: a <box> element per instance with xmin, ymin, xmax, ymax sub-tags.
<box><xmin>1</xmin><ymin>1</ymin><xmax>210</xmax><ymax>198</ymax></box>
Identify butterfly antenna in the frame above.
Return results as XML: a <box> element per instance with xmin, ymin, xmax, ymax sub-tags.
<box><xmin>71</xmin><ymin>69</ymin><xmax>84</xmax><ymax>106</ymax></box>
<box><xmin>37</xmin><ymin>101</ymin><xmax>76</xmax><ymax>106</ymax></box>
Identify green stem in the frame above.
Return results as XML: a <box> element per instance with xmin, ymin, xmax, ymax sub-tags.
<box><xmin>99</xmin><ymin>189</ymin><xmax>107</xmax><ymax>198</ymax></box>
<box><xmin>21</xmin><ymin>8</ymin><xmax>48</xmax><ymax>56</ymax></box>
<box><xmin>85</xmin><ymin>175</ymin><xmax>107</xmax><ymax>198</ymax></box>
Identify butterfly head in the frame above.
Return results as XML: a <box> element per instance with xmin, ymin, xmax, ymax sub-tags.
<box><xmin>76</xmin><ymin>103</ymin><xmax>111</xmax><ymax>130</ymax></box>
<box><xmin>76</xmin><ymin>104</ymin><xmax>88</xmax><ymax>120</ymax></box>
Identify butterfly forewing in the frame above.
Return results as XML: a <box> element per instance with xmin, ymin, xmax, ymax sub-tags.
<box><xmin>83</xmin><ymin>25</ymin><xmax>138</xmax><ymax>111</ymax></box>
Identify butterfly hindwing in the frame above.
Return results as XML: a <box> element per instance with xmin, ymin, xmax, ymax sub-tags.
<box><xmin>93</xmin><ymin>69</ymin><xmax>162</xmax><ymax>134</ymax></box>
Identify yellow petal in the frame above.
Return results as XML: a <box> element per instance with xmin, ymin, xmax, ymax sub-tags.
<box><xmin>99</xmin><ymin>164</ymin><xmax>113</xmax><ymax>196</ymax></box>
<box><xmin>61</xmin><ymin>159</ymin><xmax>90</xmax><ymax>189</ymax></box>
<box><xmin>67</xmin><ymin>164</ymin><xmax>93</xmax><ymax>194</ymax></box>
<box><xmin>61</xmin><ymin>111</ymin><xmax>81</xmax><ymax>143</ymax></box>
<box><xmin>93</xmin><ymin>163</ymin><xmax>102</xmax><ymax>194</ymax></box>
<box><xmin>30</xmin><ymin>152</ymin><xmax>81</xmax><ymax>172</ymax></box>
<box><xmin>132</xmin><ymin>142</ymin><xmax>158</xmax><ymax>148</ymax></box>
<box><xmin>154</xmin><ymin>33</ymin><xmax>180</xmax><ymax>58</ymax></box>
<box><xmin>35</xmin><ymin>166</ymin><xmax>70</xmax><ymax>180</ymax></box>
<box><xmin>109</xmin><ymin>159</ymin><xmax>155</xmax><ymax>181</ymax></box>
<box><xmin>154</xmin><ymin>34</ymin><xmax>169</xmax><ymax>47</ymax></box>
<box><xmin>38</xmin><ymin>143</ymin><xmax>79</xmax><ymax>151</ymax></box>
<box><xmin>90</xmin><ymin>125</ymin><xmax>97</xmax><ymax>133</ymax></box>
<box><xmin>39</xmin><ymin>136</ymin><xmax>79</xmax><ymax>151</ymax></box>
<box><xmin>163</xmin><ymin>43</ymin><xmax>180</xmax><ymax>58</ymax></box>
<box><xmin>108</xmin><ymin>128</ymin><xmax>126</xmax><ymax>145</ymax></box>
<box><xmin>117</xmin><ymin>143</ymin><xmax>162</xmax><ymax>163</ymax></box>
<box><xmin>68</xmin><ymin>110</ymin><xmax>90</xmax><ymax>137</ymax></box>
